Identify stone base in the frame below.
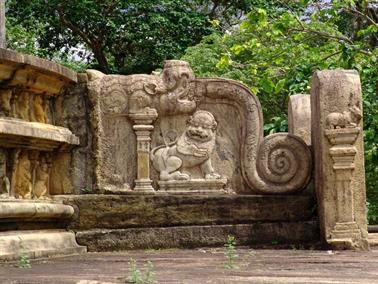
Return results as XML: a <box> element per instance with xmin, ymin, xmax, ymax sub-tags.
<box><xmin>0</xmin><ymin>199</ymin><xmax>74</xmax><ymax>221</ymax></box>
<box><xmin>75</xmin><ymin>221</ymin><xmax>319</xmax><ymax>251</ymax></box>
<box><xmin>330</xmin><ymin>222</ymin><xmax>361</xmax><ymax>239</ymax></box>
<box><xmin>0</xmin><ymin>230</ymin><xmax>86</xmax><ymax>260</ymax></box>
<box><xmin>328</xmin><ymin>222</ymin><xmax>368</xmax><ymax>250</ymax></box>
<box><xmin>157</xmin><ymin>178</ymin><xmax>228</xmax><ymax>192</ymax></box>
<box><xmin>133</xmin><ymin>179</ymin><xmax>155</xmax><ymax>192</ymax></box>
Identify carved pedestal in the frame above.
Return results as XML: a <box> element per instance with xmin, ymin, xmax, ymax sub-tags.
<box><xmin>312</xmin><ymin>69</ymin><xmax>369</xmax><ymax>250</ymax></box>
<box><xmin>130</xmin><ymin>110</ymin><xmax>158</xmax><ymax>192</ymax></box>
<box><xmin>325</xmin><ymin>128</ymin><xmax>362</xmax><ymax>246</ymax></box>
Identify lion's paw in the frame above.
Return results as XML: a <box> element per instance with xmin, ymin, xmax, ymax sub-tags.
<box><xmin>172</xmin><ymin>171</ymin><xmax>190</xmax><ymax>181</ymax></box>
<box><xmin>205</xmin><ymin>173</ymin><xmax>221</xmax><ymax>180</ymax></box>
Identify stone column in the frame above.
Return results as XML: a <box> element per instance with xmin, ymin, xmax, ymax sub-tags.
<box><xmin>129</xmin><ymin>109</ymin><xmax>158</xmax><ymax>192</ymax></box>
<box><xmin>325</xmin><ymin>128</ymin><xmax>362</xmax><ymax>241</ymax></box>
<box><xmin>311</xmin><ymin>70</ymin><xmax>369</xmax><ymax>250</ymax></box>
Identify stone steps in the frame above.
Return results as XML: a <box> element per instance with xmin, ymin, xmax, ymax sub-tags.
<box><xmin>57</xmin><ymin>194</ymin><xmax>316</xmax><ymax>229</ymax></box>
<box><xmin>56</xmin><ymin>194</ymin><xmax>318</xmax><ymax>251</ymax></box>
<box><xmin>0</xmin><ymin>229</ymin><xmax>86</xmax><ymax>261</ymax></box>
<box><xmin>75</xmin><ymin>221</ymin><xmax>319</xmax><ymax>251</ymax></box>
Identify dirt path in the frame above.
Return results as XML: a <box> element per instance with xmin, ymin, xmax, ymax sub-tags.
<box><xmin>0</xmin><ymin>248</ymin><xmax>377</xmax><ymax>284</ymax></box>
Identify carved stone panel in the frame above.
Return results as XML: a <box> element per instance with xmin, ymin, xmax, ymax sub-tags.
<box><xmin>311</xmin><ymin>70</ymin><xmax>368</xmax><ymax>250</ymax></box>
<box><xmin>87</xmin><ymin>60</ymin><xmax>312</xmax><ymax>194</ymax></box>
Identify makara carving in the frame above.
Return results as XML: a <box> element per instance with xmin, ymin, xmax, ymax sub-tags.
<box><xmin>151</xmin><ymin>110</ymin><xmax>221</xmax><ymax>181</ymax></box>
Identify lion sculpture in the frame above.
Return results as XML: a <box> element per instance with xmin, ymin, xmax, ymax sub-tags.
<box><xmin>151</xmin><ymin>110</ymin><xmax>222</xmax><ymax>181</ymax></box>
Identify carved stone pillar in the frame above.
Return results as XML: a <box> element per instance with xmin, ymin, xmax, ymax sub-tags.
<box><xmin>311</xmin><ymin>70</ymin><xmax>369</xmax><ymax>250</ymax></box>
<box><xmin>325</xmin><ymin>128</ymin><xmax>362</xmax><ymax>242</ymax></box>
<box><xmin>130</xmin><ymin>109</ymin><xmax>158</xmax><ymax>192</ymax></box>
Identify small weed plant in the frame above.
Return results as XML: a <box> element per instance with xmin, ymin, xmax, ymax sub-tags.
<box><xmin>224</xmin><ymin>235</ymin><xmax>239</xmax><ymax>270</ymax></box>
<box><xmin>127</xmin><ymin>258</ymin><xmax>156</xmax><ymax>284</ymax></box>
<box><xmin>18</xmin><ymin>243</ymin><xmax>31</xmax><ymax>269</ymax></box>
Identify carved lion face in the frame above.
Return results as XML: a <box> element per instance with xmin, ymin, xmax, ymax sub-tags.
<box><xmin>186</xmin><ymin>111</ymin><xmax>217</xmax><ymax>142</ymax></box>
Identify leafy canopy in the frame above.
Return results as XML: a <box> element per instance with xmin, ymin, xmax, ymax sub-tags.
<box><xmin>182</xmin><ymin>0</ymin><xmax>378</xmax><ymax>222</ymax></box>
<box><xmin>7</xmin><ymin>0</ymin><xmax>255</xmax><ymax>74</ymax></box>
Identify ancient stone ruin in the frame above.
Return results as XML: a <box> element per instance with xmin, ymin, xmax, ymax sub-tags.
<box><xmin>0</xmin><ymin>52</ymin><xmax>370</xmax><ymax>259</ymax></box>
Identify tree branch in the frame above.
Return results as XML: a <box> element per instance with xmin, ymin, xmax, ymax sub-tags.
<box><xmin>345</xmin><ymin>7</ymin><xmax>378</xmax><ymax>29</ymax></box>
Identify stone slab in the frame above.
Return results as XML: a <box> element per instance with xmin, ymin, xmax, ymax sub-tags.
<box><xmin>0</xmin><ymin>117</ymin><xmax>79</xmax><ymax>150</ymax></box>
<box><xmin>75</xmin><ymin>221</ymin><xmax>319</xmax><ymax>251</ymax></box>
<box><xmin>56</xmin><ymin>194</ymin><xmax>316</xmax><ymax>230</ymax></box>
<box><xmin>0</xmin><ymin>48</ymin><xmax>77</xmax><ymax>96</ymax></box>
<box><xmin>288</xmin><ymin>94</ymin><xmax>311</xmax><ymax>145</ymax></box>
<box><xmin>158</xmin><ymin>178</ymin><xmax>228</xmax><ymax>192</ymax></box>
<box><xmin>0</xmin><ymin>229</ymin><xmax>86</xmax><ymax>261</ymax></box>
<box><xmin>0</xmin><ymin>199</ymin><xmax>74</xmax><ymax>221</ymax></box>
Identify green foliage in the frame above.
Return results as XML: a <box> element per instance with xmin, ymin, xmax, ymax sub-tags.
<box><xmin>7</xmin><ymin>0</ymin><xmax>254</xmax><ymax>75</ymax></box>
<box><xmin>263</xmin><ymin>116</ymin><xmax>288</xmax><ymax>135</ymax></box>
<box><xmin>183</xmin><ymin>0</ymin><xmax>378</xmax><ymax>222</ymax></box>
<box><xmin>18</xmin><ymin>244</ymin><xmax>31</xmax><ymax>269</ymax></box>
<box><xmin>18</xmin><ymin>254</ymin><xmax>31</xmax><ymax>269</ymax></box>
<box><xmin>127</xmin><ymin>258</ymin><xmax>156</xmax><ymax>284</ymax></box>
<box><xmin>224</xmin><ymin>235</ymin><xmax>239</xmax><ymax>270</ymax></box>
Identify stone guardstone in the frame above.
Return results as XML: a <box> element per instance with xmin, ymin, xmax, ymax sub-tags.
<box><xmin>288</xmin><ymin>94</ymin><xmax>311</xmax><ymax>145</ymax></box>
<box><xmin>311</xmin><ymin>70</ymin><xmax>368</xmax><ymax>250</ymax></box>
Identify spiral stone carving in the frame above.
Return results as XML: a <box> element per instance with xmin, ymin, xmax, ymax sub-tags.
<box><xmin>197</xmin><ymin>78</ymin><xmax>312</xmax><ymax>194</ymax></box>
<box><xmin>256</xmin><ymin>133</ymin><xmax>311</xmax><ymax>193</ymax></box>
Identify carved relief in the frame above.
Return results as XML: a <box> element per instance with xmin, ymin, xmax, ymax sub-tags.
<box><xmin>0</xmin><ymin>89</ymin><xmax>12</xmax><ymax>117</ymax></box>
<box><xmin>31</xmin><ymin>94</ymin><xmax>48</xmax><ymax>123</ymax></box>
<box><xmin>127</xmin><ymin>60</ymin><xmax>197</xmax><ymax>116</ymax></box>
<box><xmin>14</xmin><ymin>151</ymin><xmax>32</xmax><ymax>199</ymax></box>
<box><xmin>326</xmin><ymin>101</ymin><xmax>362</xmax><ymax>129</ymax></box>
<box><xmin>15</xmin><ymin>92</ymin><xmax>30</xmax><ymax>121</ymax></box>
<box><xmin>151</xmin><ymin>110</ymin><xmax>221</xmax><ymax>181</ymax></box>
<box><xmin>34</xmin><ymin>155</ymin><xmax>50</xmax><ymax>199</ymax></box>
<box><xmin>0</xmin><ymin>150</ymin><xmax>10</xmax><ymax>197</ymax></box>
<box><xmin>87</xmin><ymin>61</ymin><xmax>312</xmax><ymax>194</ymax></box>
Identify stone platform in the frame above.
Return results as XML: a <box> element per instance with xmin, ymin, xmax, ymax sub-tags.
<box><xmin>56</xmin><ymin>194</ymin><xmax>318</xmax><ymax>251</ymax></box>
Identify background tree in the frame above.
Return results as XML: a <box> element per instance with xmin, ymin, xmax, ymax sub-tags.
<box><xmin>7</xmin><ymin>0</ymin><xmax>256</xmax><ymax>74</ymax></box>
<box><xmin>182</xmin><ymin>0</ymin><xmax>378</xmax><ymax>223</ymax></box>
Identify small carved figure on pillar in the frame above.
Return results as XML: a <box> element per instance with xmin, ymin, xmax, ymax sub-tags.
<box><xmin>326</xmin><ymin>99</ymin><xmax>362</xmax><ymax>129</ymax></box>
<box><xmin>15</xmin><ymin>92</ymin><xmax>30</xmax><ymax>121</ymax></box>
<box><xmin>0</xmin><ymin>89</ymin><xmax>12</xmax><ymax>117</ymax></box>
<box><xmin>14</xmin><ymin>151</ymin><xmax>32</xmax><ymax>199</ymax></box>
<box><xmin>31</xmin><ymin>94</ymin><xmax>48</xmax><ymax>123</ymax></box>
<box><xmin>0</xmin><ymin>150</ymin><xmax>10</xmax><ymax>197</ymax></box>
<box><xmin>34</xmin><ymin>156</ymin><xmax>50</xmax><ymax>199</ymax></box>
<box><xmin>151</xmin><ymin>110</ymin><xmax>221</xmax><ymax>181</ymax></box>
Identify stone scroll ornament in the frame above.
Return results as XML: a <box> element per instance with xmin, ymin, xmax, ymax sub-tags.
<box><xmin>87</xmin><ymin>60</ymin><xmax>312</xmax><ymax>194</ymax></box>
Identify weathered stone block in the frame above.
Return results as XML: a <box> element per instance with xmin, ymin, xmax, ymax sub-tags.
<box><xmin>311</xmin><ymin>70</ymin><xmax>368</xmax><ymax>250</ymax></box>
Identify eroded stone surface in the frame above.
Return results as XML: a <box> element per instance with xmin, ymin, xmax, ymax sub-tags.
<box><xmin>76</xmin><ymin>222</ymin><xmax>319</xmax><ymax>251</ymax></box>
<box><xmin>288</xmin><ymin>94</ymin><xmax>311</xmax><ymax>145</ymax></box>
<box><xmin>0</xmin><ymin>229</ymin><xmax>85</xmax><ymax>260</ymax></box>
<box><xmin>311</xmin><ymin>70</ymin><xmax>368</xmax><ymax>250</ymax></box>
<box><xmin>86</xmin><ymin>61</ymin><xmax>312</xmax><ymax>194</ymax></box>
<box><xmin>58</xmin><ymin>194</ymin><xmax>316</xmax><ymax>230</ymax></box>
